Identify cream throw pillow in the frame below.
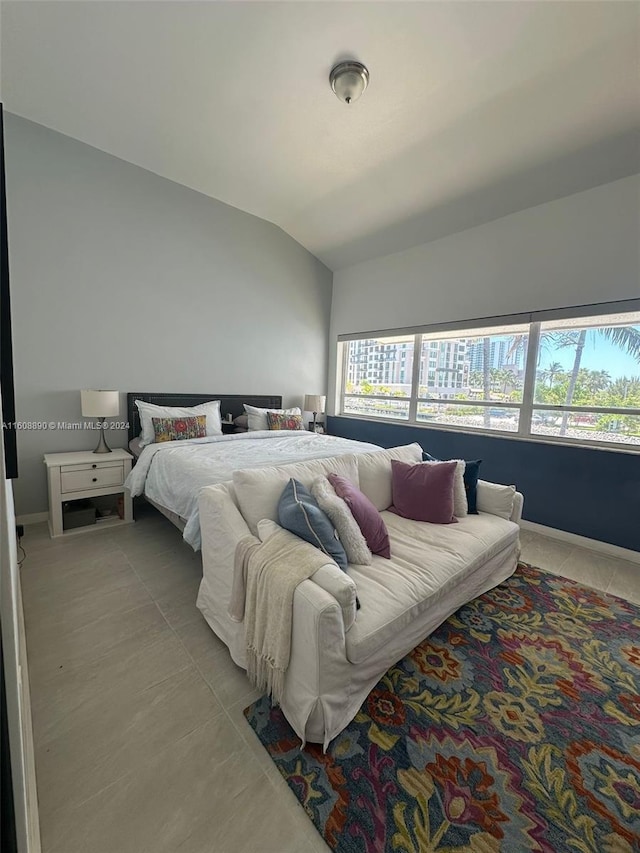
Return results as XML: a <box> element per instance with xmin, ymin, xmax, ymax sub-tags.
<box><xmin>476</xmin><ymin>481</ymin><xmax>516</xmax><ymax>519</ymax></box>
<box><xmin>452</xmin><ymin>460</ymin><xmax>468</xmax><ymax>517</ymax></box>
<box><xmin>311</xmin><ymin>477</ymin><xmax>372</xmax><ymax>566</ymax></box>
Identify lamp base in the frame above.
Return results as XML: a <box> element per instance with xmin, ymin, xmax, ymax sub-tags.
<box><xmin>92</xmin><ymin>420</ymin><xmax>112</xmax><ymax>454</ymax></box>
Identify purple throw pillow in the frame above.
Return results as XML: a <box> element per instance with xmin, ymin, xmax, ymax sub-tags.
<box><xmin>328</xmin><ymin>473</ymin><xmax>391</xmax><ymax>559</ymax></box>
<box><xmin>390</xmin><ymin>459</ymin><xmax>458</xmax><ymax>524</ymax></box>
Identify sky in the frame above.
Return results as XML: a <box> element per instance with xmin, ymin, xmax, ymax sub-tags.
<box><xmin>538</xmin><ymin>328</ymin><xmax>640</xmax><ymax>379</ymax></box>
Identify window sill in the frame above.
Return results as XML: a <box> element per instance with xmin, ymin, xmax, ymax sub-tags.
<box><xmin>331</xmin><ymin>414</ymin><xmax>640</xmax><ymax>456</ymax></box>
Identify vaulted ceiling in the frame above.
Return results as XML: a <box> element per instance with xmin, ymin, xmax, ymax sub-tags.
<box><xmin>2</xmin><ymin>1</ymin><xmax>639</xmax><ymax>270</ymax></box>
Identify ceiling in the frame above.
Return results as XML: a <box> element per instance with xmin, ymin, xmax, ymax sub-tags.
<box><xmin>2</xmin><ymin>1</ymin><xmax>639</xmax><ymax>270</ymax></box>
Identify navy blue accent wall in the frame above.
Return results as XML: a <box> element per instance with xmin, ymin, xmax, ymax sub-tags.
<box><xmin>328</xmin><ymin>416</ymin><xmax>639</xmax><ymax>552</ymax></box>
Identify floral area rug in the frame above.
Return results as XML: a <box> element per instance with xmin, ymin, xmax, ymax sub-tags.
<box><xmin>244</xmin><ymin>564</ymin><xmax>640</xmax><ymax>852</ymax></box>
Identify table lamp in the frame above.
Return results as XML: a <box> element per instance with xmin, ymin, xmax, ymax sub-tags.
<box><xmin>304</xmin><ymin>394</ymin><xmax>326</xmax><ymax>432</ymax></box>
<box><xmin>81</xmin><ymin>390</ymin><xmax>119</xmax><ymax>453</ymax></box>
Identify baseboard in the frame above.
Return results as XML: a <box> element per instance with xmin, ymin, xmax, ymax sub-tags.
<box><xmin>2</xmin><ymin>483</ymin><xmax>42</xmax><ymax>852</ymax></box>
<box><xmin>16</xmin><ymin>577</ymin><xmax>42</xmax><ymax>852</ymax></box>
<box><xmin>15</xmin><ymin>512</ymin><xmax>48</xmax><ymax>526</ymax></box>
<box><xmin>520</xmin><ymin>520</ymin><xmax>640</xmax><ymax>565</ymax></box>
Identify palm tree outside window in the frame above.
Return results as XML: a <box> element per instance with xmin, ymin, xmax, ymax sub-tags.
<box><xmin>340</xmin><ymin>308</ymin><xmax>640</xmax><ymax>448</ymax></box>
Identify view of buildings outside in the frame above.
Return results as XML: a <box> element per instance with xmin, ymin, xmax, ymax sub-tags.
<box><xmin>343</xmin><ymin>315</ymin><xmax>640</xmax><ymax>445</ymax></box>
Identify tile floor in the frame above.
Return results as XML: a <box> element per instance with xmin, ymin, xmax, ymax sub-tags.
<box><xmin>19</xmin><ymin>504</ymin><xmax>639</xmax><ymax>853</ymax></box>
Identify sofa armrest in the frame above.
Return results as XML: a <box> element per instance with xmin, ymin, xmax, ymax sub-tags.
<box><xmin>282</xmin><ymin>578</ymin><xmax>350</xmax><ymax>748</ymax></box>
<box><xmin>198</xmin><ymin>483</ymin><xmax>253</xmax><ymax>611</ymax></box>
<box><xmin>511</xmin><ymin>492</ymin><xmax>524</xmax><ymax>524</ymax></box>
<box><xmin>199</xmin><ymin>483</ymin><xmax>252</xmax><ymax>547</ymax></box>
<box><xmin>309</xmin><ymin>565</ymin><xmax>357</xmax><ymax>632</ymax></box>
<box><xmin>198</xmin><ymin>483</ymin><xmax>256</xmax><ymax>658</ymax></box>
<box><xmin>256</xmin><ymin>518</ymin><xmax>357</xmax><ymax>631</ymax></box>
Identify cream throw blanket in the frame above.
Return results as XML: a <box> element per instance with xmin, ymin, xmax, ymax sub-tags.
<box><xmin>234</xmin><ymin>526</ymin><xmax>334</xmax><ymax>704</ymax></box>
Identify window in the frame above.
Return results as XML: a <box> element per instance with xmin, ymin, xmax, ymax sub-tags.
<box><xmin>531</xmin><ymin>314</ymin><xmax>640</xmax><ymax>446</ymax></box>
<box><xmin>339</xmin><ymin>308</ymin><xmax>640</xmax><ymax>449</ymax></box>
<box><xmin>414</xmin><ymin>324</ymin><xmax>528</xmax><ymax>432</ymax></box>
<box><xmin>343</xmin><ymin>335</ymin><xmax>413</xmax><ymax>420</ymax></box>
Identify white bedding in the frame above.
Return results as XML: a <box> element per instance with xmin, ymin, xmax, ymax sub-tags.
<box><xmin>124</xmin><ymin>430</ymin><xmax>381</xmax><ymax>549</ymax></box>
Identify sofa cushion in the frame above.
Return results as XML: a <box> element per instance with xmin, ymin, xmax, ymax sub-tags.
<box><xmin>328</xmin><ymin>474</ymin><xmax>391</xmax><ymax>559</ymax></box>
<box><xmin>356</xmin><ymin>443</ymin><xmax>424</xmax><ymax>510</ymax></box>
<box><xmin>233</xmin><ymin>454</ymin><xmax>360</xmax><ymax>535</ymax></box>
<box><xmin>389</xmin><ymin>459</ymin><xmax>458</xmax><ymax>524</ymax></box>
<box><xmin>345</xmin><ymin>512</ymin><xmax>520</xmax><ymax>665</ymax></box>
<box><xmin>277</xmin><ymin>480</ymin><xmax>348</xmax><ymax>570</ymax></box>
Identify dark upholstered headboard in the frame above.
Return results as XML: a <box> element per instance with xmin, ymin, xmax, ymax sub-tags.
<box><xmin>127</xmin><ymin>393</ymin><xmax>282</xmax><ymax>443</ymax></box>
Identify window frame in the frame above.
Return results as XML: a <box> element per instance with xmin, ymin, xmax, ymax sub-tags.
<box><xmin>337</xmin><ymin>301</ymin><xmax>640</xmax><ymax>452</ymax></box>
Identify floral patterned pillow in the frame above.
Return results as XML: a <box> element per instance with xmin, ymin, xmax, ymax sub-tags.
<box><xmin>266</xmin><ymin>412</ymin><xmax>305</xmax><ymax>431</ymax></box>
<box><xmin>152</xmin><ymin>415</ymin><xmax>207</xmax><ymax>443</ymax></box>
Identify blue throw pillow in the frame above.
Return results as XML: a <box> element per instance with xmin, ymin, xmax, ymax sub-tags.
<box><xmin>277</xmin><ymin>479</ymin><xmax>348</xmax><ymax>571</ymax></box>
<box><xmin>423</xmin><ymin>452</ymin><xmax>482</xmax><ymax>514</ymax></box>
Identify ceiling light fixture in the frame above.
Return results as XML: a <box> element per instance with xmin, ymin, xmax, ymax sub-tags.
<box><xmin>329</xmin><ymin>61</ymin><xmax>369</xmax><ymax>105</ymax></box>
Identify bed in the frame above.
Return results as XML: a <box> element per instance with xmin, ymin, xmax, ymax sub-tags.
<box><xmin>124</xmin><ymin>392</ymin><xmax>382</xmax><ymax>550</ymax></box>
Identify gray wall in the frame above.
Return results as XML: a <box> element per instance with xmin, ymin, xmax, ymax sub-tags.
<box><xmin>329</xmin><ymin>175</ymin><xmax>640</xmax><ymax>410</ymax></box>
<box><xmin>4</xmin><ymin>114</ymin><xmax>333</xmax><ymax>515</ymax></box>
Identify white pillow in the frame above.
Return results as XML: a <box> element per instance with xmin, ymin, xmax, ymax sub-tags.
<box><xmin>476</xmin><ymin>480</ymin><xmax>516</xmax><ymax>519</ymax></box>
<box><xmin>243</xmin><ymin>404</ymin><xmax>302</xmax><ymax>432</ymax></box>
<box><xmin>135</xmin><ymin>399</ymin><xmax>222</xmax><ymax>447</ymax></box>
<box><xmin>356</xmin><ymin>443</ymin><xmax>424</xmax><ymax>511</ymax></box>
<box><xmin>257</xmin><ymin>519</ymin><xmax>358</xmax><ymax>632</ymax></box>
<box><xmin>452</xmin><ymin>460</ymin><xmax>468</xmax><ymax>517</ymax></box>
<box><xmin>311</xmin><ymin>477</ymin><xmax>372</xmax><ymax>566</ymax></box>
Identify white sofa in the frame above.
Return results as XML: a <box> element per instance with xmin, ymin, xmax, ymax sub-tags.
<box><xmin>196</xmin><ymin>443</ymin><xmax>523</xmax><ymax>748</ymax></box>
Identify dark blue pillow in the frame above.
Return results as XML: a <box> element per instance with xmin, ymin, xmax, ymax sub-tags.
<box><xmin>277</xmin><ymin>479</ymin><xmax>348</xmax><ymax>570</ymax></box>
<box><xmin>422</xmin><ymin>453</ymin><xmax>482</xmax><ymax>514</ymax></box>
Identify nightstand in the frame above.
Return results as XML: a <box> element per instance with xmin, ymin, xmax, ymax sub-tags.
<box><xmin>43</xmin><ymin>449</ymin><xmax>133</xmax><ymax>538</ymax></box>
<box><xmin>221</xmin><ymin>421</ymin><xmax>235</xmax><ymax>434</ymax></box>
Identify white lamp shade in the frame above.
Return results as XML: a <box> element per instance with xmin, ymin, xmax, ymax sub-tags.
<box><xmin>81</xmin><ymin>390</ymin><xmax>120</xmax><ymax>418</ymax></box>
<box><xmin>304</xmin><ymin>394</ymin><xmax>326</xmax><ymax>414</ymax></box>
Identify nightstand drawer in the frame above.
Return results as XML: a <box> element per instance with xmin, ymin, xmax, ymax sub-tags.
<box><xmin>60</xmin><ymin>460</ymin><xmax>123</xmax><ymax>474</ymax></box>
<box><xmin>61</xmin><ymin>464</ymin><xmax>124</xmax><ymax>493</ymax></box>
